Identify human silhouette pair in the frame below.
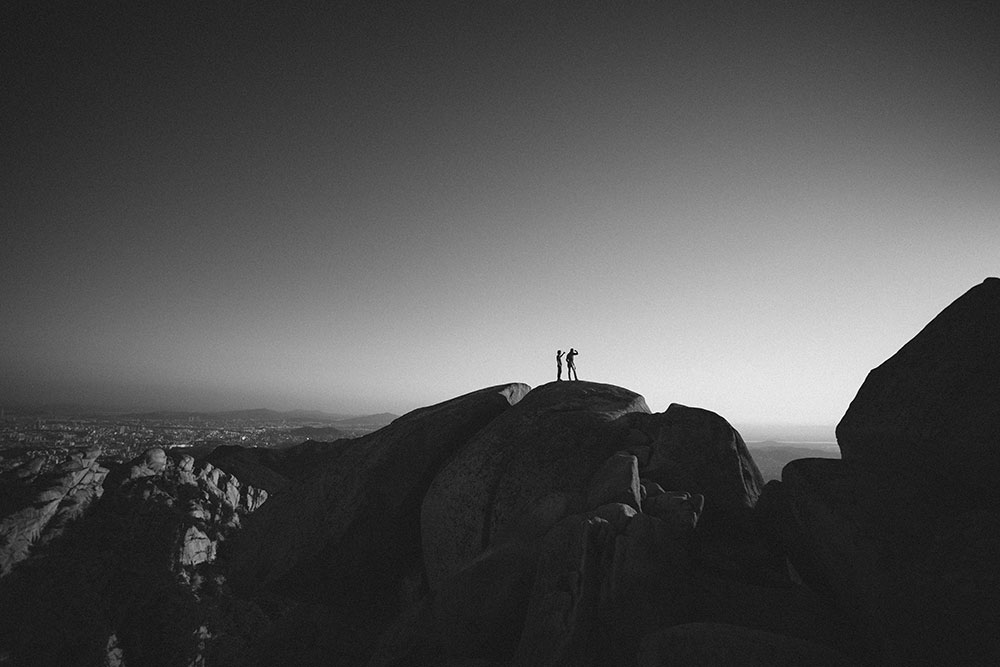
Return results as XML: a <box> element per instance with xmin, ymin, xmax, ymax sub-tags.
<box><xmin>556</xmin><ymin>348</ymin><xmax>579</xmax><ymax>381</ymax></box>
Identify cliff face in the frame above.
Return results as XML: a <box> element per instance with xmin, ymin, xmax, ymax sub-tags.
<box><xmin>1</xmin><ymin>280</ymin><xmax>998</xmax><ymax>666</ymax></box>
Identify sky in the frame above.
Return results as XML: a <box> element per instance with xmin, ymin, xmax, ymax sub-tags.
<box><xmin>3</xmin><ymin>2</ymin><xmax>998</xmax><ymax>428</ymax></box>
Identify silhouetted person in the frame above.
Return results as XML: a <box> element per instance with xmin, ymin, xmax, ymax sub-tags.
<box><xmin>556</xmin><ymin>350</ymin><xmax>564</xmax><ymax>380</ymax></box>
<box><xmin>566</xmin><ymin>348</ymin><xmax>579</xmax><ymax>380</ymax></box>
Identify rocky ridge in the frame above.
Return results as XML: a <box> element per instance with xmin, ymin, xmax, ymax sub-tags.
<box><xmin>0</xmin><ymin>445</ymin><xmax>108</xmax><ymax>576</ymax></box>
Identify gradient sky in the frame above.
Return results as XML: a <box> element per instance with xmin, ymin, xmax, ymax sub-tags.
<box><xmin>3</xmin><ymin>2</ymin><xmax>999</xmax><ymax>427</ymax></box>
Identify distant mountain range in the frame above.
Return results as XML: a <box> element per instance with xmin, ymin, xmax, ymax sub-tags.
<box><xmin>330</xmin><ymin>412</ymin><xmax>399</xmax><ymax>427</ymax></box>
<box><xmin>745</xmin><ymin>440</ymin><xmax>840</xmax><ymax>481</ymax></box>
<box><xmin>123</xmin><ymin>408</ymin><xmax>353</xmax><ymax>422</ymax></box>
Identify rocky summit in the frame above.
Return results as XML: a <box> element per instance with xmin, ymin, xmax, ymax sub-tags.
<box><xmin>0</xmin><ymin>279</ymin><xmax>998</xmax><ymax>665</ymax></box>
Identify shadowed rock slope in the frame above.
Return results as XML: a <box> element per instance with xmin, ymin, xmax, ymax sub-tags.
<box><xmin>837</xmin><ymin>276</ymin><xmax>1000</xmax><ymax>486</ymax></box>
<box><xmin>224</xmin><ymin>383</ymin><xmax>529</xmax><ymax>663</ymax></box>
<box><xmin>763</xmin><ymin>277</ymin><xmax>1000</xmax><ymax>665</ymax></box>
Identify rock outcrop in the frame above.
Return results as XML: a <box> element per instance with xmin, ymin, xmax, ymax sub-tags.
<box><xmin>622</xmin><ymin>403</ymin><xmax>764</xmax><ymax>518</ymax></box>
<box><xmin>422</xmin><ymin>381</ymin><xmax>650</xmax><ymax>589</ymax></box>
<box><xmin>371</xmin><ymin>386</ymin><xmax>818</xmax><ymax>667</ymax></box>
<box><xmin>0</xmin><ymin>447</ymin><xmax>270</xmax><ymax>667</ymax></box>
<box><xmin>0</xmin><ymin>446</ymin><xmax>108</xmax><ymax>576</ymax></box>
<box><xmin>837</xmin><ymin>276</ymin><xmax>1000</xmax><ymax>486</ymax></box>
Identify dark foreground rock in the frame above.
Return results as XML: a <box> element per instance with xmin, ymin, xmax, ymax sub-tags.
<box><xmin>774</xmin><ymin>457</ymin><xmax>1000</xmax><ymax>664</ymax></box>
<box><xmin>837</xmin><ymin>276</ymin><xmax>1000</xmax><ymax>486</ymax></box>
<box><xmin>637</xmin><ymin>622</ymin><xmax>855</xmax><ymax>667</ymax></box>
<box><xmin>760</xmin><ymin>277</ymin><xmax>1000</xmax><ymax>665</ymax></box>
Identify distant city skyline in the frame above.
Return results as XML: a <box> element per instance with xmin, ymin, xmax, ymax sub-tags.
<box><xmin>4</xmin><ymin>3</ymin><xmax>998</xmax><ymax>428</ymax></box>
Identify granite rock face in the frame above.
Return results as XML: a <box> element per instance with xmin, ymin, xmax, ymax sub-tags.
<box><xmin>837</xmin><ymin>276</ymin><xmax>1000</xmax><ymax>485</ymax></box>
<box><xmin>115</xmin><ymin>451</ymin><xmax>269</xmax><ymax>569</ymax></box>
<box><xmin>0</xmin><ymin>446</ymin><xmax>108</xmax><ymax>576</ymax></box>
<box><xmin>381</xmin><ymin>388</ymin><xmax>804</xmax><ymax>667</ymax></box>
<box><xmin>433</xmin><ymin>539</ymin><xmax>539</xmax><ymax>659</ymax></box>
<box><xmin>390</xmin><ymin>422</ymin><xmax>794</xmax><ymax>667</ymax></box>
<box><xmin>623</xmin><ymin>403</ymin><xmax>764</xmax><ymax>518</ymax></box>
<box><xmin>0</xmin><ymin>448</ymin><xmax>270</xmax><ymax>667</ymax></box>
<box><xmin>421</xmin><ymin>381</ymin><xmax>650</xmax><ymax>590</ymax></box>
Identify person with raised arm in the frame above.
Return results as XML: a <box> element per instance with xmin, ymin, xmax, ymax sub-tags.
<box><xmin>566</xmin><ymin>348</ymin><xmax>579</xmax><ymax>380</ymax></box>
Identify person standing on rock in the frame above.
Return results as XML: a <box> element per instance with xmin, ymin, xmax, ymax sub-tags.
<box><xmin>556</xmin><ymin>350</ymin><xmax>564</xmax><ymax>381</ymax></box>
<box><xmin>566</xmin><ymin>348</ymin><xmax>579</xmax><ymax>380</ymax></box>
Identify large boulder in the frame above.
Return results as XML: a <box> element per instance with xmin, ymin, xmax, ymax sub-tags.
<box><xmin>421</xmin><ymin>381</ymin><xmax>650</xmax><ymax>590</ymax></box>
<box><xmin>837</xmin><ymin>277</ymin><xmax>1000</xmax><ymax>486</ymax></box>
<box><xmin>226</xmin><ymin>383</ymin><xmax>529</xmax><ymax>651</ymax></box>
<box><xmin>623</xmin><ymin>404</ymin><xmax>764</xmax><ymax>518</ymax></box>
<box><xmin>619</xmin><ymin>404</ymin><xmax>770</xmax><ymax>582</ymax></box>
<box><xmin>586</xmin><ymin>453</ymin><xmax>641</xmax><ymax>510</ymax></box>
<box><xmin>755</xmin><ymin>281</ymin><xmax>1000</xmax><ymax>664</ymax></box>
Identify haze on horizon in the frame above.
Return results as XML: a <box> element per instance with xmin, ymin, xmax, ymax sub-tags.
<box><xmin>3</xmin><ymin>3</ymin><xmax>998</xmax><ymax>428</ymax></box>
